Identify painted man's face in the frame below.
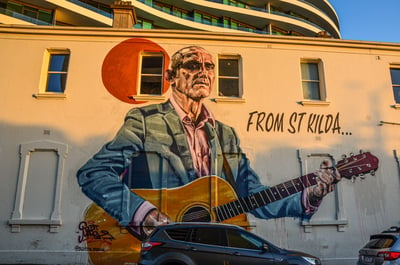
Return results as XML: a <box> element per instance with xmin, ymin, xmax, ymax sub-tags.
<box><xmin>174</xmin><ymin>47</ymin><xmax>215</xmax><ymax>101</ymax></box>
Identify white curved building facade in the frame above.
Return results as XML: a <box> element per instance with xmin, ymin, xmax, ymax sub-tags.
<box><xmin>0</xmin><ymin>0</ymin><xmax>341</xmax><ymax>38</ymax></box>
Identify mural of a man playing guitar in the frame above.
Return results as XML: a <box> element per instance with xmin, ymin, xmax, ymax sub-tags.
<box><xmin>77</xmin><ymin>46</ymin><xmax>343</xmax><ymax>264</ymax></box>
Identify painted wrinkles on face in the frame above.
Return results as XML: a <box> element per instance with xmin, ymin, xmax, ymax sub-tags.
<box><xmin>178</xmin><ymin>50</ymin><xmax>215</xmax><ymax>99</ymax></box>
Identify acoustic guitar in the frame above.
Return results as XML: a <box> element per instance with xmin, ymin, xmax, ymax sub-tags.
<box><xmin>80</xmin><ymin>151</ymin><xmax>379</xmax><ymax>265</ymax></box>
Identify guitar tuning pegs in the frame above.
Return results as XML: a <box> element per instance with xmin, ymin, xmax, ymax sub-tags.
<box><xmin>341</xmin><ymin>154</ymin><xmax>347</xmax><ymax>159</ymax></box>
<box><xmin>360</xmin><ymin>174</ymin><xmax>366</xmax><ymax>180</ymax></box>
<box><xmin>359</xmin><ymin>149</ymin><xmax>363</xmax><ymax>154</ymax></box>
<box><xmin>351</xmin><ymin>176</ymin><xmax>356</xmax><ymax>183</ymax></box>
<box><xmin>350</xmin><ymin>152</ymin><xmax>354</xmax><ymax>156</ymax></box>
<box><xmin>370</xmin><ymin>170</ymin><xmax>375</xmax><ymax>176</ymax></box>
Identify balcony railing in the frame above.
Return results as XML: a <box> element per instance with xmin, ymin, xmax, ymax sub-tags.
<box><xmin>0</xmin><ymin>7</ymin><xmax>52</xmax><ymax>25</ymax></box>
<box><xmin>205</xmin><ymin>0</ymin><xmax>325</xmax><ymax>32</ymax></box>
<box><xmin>66</xmin><ymin>0</ymin><xmax>113</xmax><ymax>18</ymax></box>
<box><xmin>298</xmin><ymin>0</ymin><xmax>337</xmax><ymax>23</ymax></box>
<box><xmin>136</xmin><ymin>0</ymin><xmax>271</xmax><ymax>34</ymax></box>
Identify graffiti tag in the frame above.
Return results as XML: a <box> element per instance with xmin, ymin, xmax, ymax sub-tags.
<box><xmin>77</xmin><ymin>221</ymin><xmax>115</xmax><ymax>243</ymax></box>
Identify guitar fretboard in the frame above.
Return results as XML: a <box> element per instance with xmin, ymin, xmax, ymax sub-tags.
<box><xmin>215</xmin><ymin>173</ymin><xmax>318</xmax><ymax>222</ymax></box>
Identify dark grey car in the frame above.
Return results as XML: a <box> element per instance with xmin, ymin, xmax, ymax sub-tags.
<box><xmin>138</xmin><ymin>222</ymin><xmax>321</xmax><ymax>265</ymax></box>
<box><xmin>358</xmin><ymin>226</ymin><xmax>400</xmax><ymax>265</ymax></box>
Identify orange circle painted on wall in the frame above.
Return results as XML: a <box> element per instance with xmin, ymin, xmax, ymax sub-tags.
<box><xmin>101</xmin><ymin>38</ymin><xmax>170</xmax><ymax>104</ymax></box>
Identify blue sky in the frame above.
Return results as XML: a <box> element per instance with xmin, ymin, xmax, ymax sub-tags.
<box><xmin>329</xmin><ymin>0</ymin><xmax>400</xmax><ymax>43</ymax></box>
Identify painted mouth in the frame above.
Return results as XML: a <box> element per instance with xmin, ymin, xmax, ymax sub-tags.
<box><xmin>193</xmin><ymin>79</ymin><xmax>209</xmax><ymax>86</ymax></box>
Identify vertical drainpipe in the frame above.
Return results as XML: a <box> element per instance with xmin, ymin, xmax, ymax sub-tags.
<box><xmin>266</xmin><ymin>1</ymin><xmax>272</xmax><ymax>35</ymax></box>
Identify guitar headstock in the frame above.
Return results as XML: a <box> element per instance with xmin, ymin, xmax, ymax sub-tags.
<box><xmin>336</xmin><ymin>151</ymin><xmax>379</xmax><ymax>180</ymax></box>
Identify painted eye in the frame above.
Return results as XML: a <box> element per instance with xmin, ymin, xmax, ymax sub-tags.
<box><xmin>205</xmin><ymin>63</ymin><xmax>215</xmax><ymax>70</ymax></box>
<box><xmin>182</xmin><ymin>61</ymin><xmax>201</xmax><ymax>71</ymax></box>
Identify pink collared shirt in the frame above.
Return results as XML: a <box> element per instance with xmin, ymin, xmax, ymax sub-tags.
<box><xmin>170</xmin><ymin>95</ymin><xmax>216</xmax><ymax>178</ymax></box>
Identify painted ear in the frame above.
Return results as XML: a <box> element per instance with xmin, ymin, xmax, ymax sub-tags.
<box><xmin>165</xmin><ymin>69</ymin><xmax>175</xmax><ymax>82</ymax></box>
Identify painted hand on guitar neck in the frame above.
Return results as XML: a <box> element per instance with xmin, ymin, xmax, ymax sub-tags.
<box><xmin>306</xmin><ymin>160</ymin><xmax>341</xmax><ymax>206</ymax></box>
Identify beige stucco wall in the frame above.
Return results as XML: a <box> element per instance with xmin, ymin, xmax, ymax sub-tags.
<box><xmin>0</xmin><ymin>25</ymin><xmax>399</xmax><ymax>265</ymax></box>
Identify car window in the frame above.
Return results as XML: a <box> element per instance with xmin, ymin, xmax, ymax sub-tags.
<box><xmin>165</xmin><ymin>228</ymin><xmax>191</xmax><ymax>241</ymax></box>
<box><xmin>190</xmin><ymin>228</ymin><xmax>227</xmax><ymax>246</ymax></box>
<box><xmin>227</xmin><ymin>229</ymin><xmax>263</xmax><ymax>250</ymax></box>
<box><xmin>364</xmin><ymin>235</ymin><xmax>396</xmax><ymax>249</ymax></box>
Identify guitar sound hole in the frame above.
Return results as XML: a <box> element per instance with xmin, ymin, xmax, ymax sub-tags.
<box><xmin>181</xmin><ymin>206</ymin><xmax>212</xmax><ymax>222</ymax></box>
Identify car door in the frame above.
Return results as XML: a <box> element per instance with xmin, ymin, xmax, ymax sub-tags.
<box><xmin>225</xmin><ymin>228</ymin><xmax>284</xmax><ymax>265</ymax></box>
<box><xmin>186</xmin><ymin>227</ymin><xmax>231</xmax><ymax>265</ymax></box>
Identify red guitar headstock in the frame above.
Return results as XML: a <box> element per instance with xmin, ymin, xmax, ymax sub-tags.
<box><xmin>336</xmin><ymin>152</ymin><xmax>379</xmax><ymax>180</ymax></box>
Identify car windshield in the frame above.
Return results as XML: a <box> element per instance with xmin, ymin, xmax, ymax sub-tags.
<box><xmin>364</xmin><ymin>235</ymin><xmax>396</xmax><ymax>249</ymax></box>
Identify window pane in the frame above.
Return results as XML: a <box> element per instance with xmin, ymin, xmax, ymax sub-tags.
<box><xmin>140</xmin><ymin>76</ymin><xmax>162</xmax><ymax>95</ymax></box>
<box><xmin>219</xmin><ymin>59</ymin><xmax>238</xmax><ymax>76</ymax></box>
<box><xmin>6</xmin><ymin>2</ymin><xmax>23</xmax><ymax>13</ymax></box>
<box><xmin>390</xmin><ymin>68</ymin><xmax>400</xmax><ymax>85</ymax></box>
<box><xmin>190</xmin><ymin>228</ymin><xmax>226</xmax><ymax>246</ymax></box>
<box><xmin>38</xmin><ymin>10</ymin><xmax>52</xmax><ymax>23</ymax></box>
<box><xmin>49</xmin><ymin>54</ymin><xmax>69</xmax><ymax>72</ymax></box>
<box><xmin>219</xmin><ymin>78</ymin><xmax>239</xmax><ymax>97</ymax></box>
<box><xmin>365</xmin><ymin>236</ymin><xmax>395</xmax><ymax>248</ymax></box>
<box><xmin>140</xmin><ymin>54</ymin><xmax>163</xmax><ymax>95</ymax></box>
<box><xmin>301</xmin><ymin>63</ymin><xmax>319</xmax><ymax>80</ymax></box>
<box><xmin>302</xmin><ymin>81</ymin><xmax>320</xmax><ymax>100</ymax></box>
<box><xmin>142</xmin><ymin>21</ymin><xmax>152</xmax><ymax>29</ymax></box>
<box><xmin>142</xmin><ymin>56</ymin><xmax>163</xmax><ymax>74</ymax></box>
<box><xmin>47</xmin><ymin>73</ymin><xmax>66</xmax><ymax>93</ymax></box>
<box><xmin>46</xmin><ymin>53</ymin><xmax>69</xmax><ymax>93</ymax></box>
<box><xmin>23</xmin><ymin>6</ymin><xmax>38</xmax><ymax>19</ymax></box>
<box><xmin>218</xmin><ymin>57</ymin><xmax>240</xmax><ymax>97</ymax></box>
<box><xmin>227</xmin><ymin>230</ymin><xmax>262</xmax><ymax>250</ymax></box>
<box><xmin>393</xmin><ymin>86</ymin><xmax>400</xmax><ymax>103</ymax></box>
<box><xmin>165</xmin><ymin>228</ymin><xmax>190</xmax><ymax>241</ymax></box>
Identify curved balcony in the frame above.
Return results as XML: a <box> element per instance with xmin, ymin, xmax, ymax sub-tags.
<box><xmin>276</xmin><ymin>0</ymin><xmax>340</xmax><ymax>37</ymax></box>
<box><xmin>134</xmin><ymin>0</ymin><xmax>340</xmax><ymax>37</ymax></box>
<box><xmin>302</xmin><ymin>0</ymin><xmax>340</xmax><ymax>27</ymax></box>
<box><xmin>134</xmin><ymin>0</ymin><xmax>246</xmax><ymax>33</ymax></box>
<box><xmin>0</xmin><ymin>0</ymin><xmax>340</xmax><ymax>38</ymax></box>
<box><xmin>194</xmin><ymin>0</ymin><xmax>340</xmax><ymax>37</ymax></box>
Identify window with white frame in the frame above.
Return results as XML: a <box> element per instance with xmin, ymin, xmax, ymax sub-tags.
<box><xmin>139</xmin><ymin>52</ymin><xmax>164</xmax><ymax>95</ymax></box>
<box><xmin>218</xmin><ymin>56</ymin><xmax>242</xmax><ymax>98</ymax></box>
<box><xmin>390</xmin><ymin>67</ymin><xmax>400</xmax><ymax>104</ymax></box>
<box><xmin>301</xmin><ymin>60</ymin><xmax>326</xmax><ymax>101</ymax></box>
<box><xmin>46</xmin><ymin>50</ymin><xmax>70</xmax><ymax>93</ymax></box>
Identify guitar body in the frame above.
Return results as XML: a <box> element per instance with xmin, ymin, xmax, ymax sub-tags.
<box><xmin>83</xmin><ymin>176</ymin><xmax>249</xmax><ymax>265</ymax></box>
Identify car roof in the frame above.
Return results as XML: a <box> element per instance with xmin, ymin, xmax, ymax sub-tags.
<box><xmin>369</xmin><ymin>226</ymin><xmax>400</xmax><ymax>239</ymax></box>
<box><xmin>158</xmin><ymin>222</ymin><xmax>243</xmax><ymax>229</ymax></box>
<box><xmin>381</xmin><ymin>226</ymin><xmax>400</xmax><ymax>234</ymax></box>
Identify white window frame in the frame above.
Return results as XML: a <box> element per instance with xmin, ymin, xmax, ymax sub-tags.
<box><xmin>35</xmin><ymin>48</ymin><xmax>70</xmax><ymax>99</ymax></box>
<box><xmin>138</xmin><ymin>52</ymin><xmax>164</xmax><ymax>95</ymax></box>
<box><xmin>132</xmin><ymin>52</ymin><xmax>166</xmax><ymax>101</ymax></box>
<box><xmin>215</xmin><ymin>54</ymin><xmax>245</xmax><ymax>103</ymax></box>
<box><xmin>299</xmin><ymin>59</ymin><xmax>329</xmax><ymax>106</ymax></box>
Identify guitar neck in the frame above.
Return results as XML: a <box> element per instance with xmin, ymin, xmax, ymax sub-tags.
<box><xmin>214</xmin><ymin>173</ymin><xmax>319</xmax><ymax>222</ymax></box>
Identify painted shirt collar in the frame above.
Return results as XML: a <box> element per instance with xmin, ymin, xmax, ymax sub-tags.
<box><xmin>170</xmin><ymin>95</ymin><xmax>216</xmax><ymax>127</ymax></box>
